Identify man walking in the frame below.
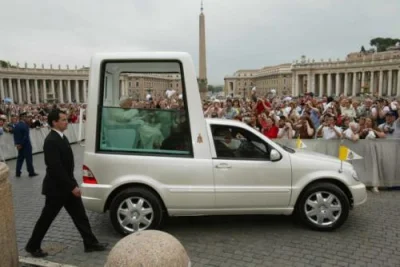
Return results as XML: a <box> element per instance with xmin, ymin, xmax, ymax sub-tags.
<box><xmin>25</xmin><ymin>109</ymin><xmax>108</xmax><ymax>258</ymax></box>
<box><xmin>13</xmin><ymin>112</ymin><xmax>37</xmax><ymax>177</ymax></box>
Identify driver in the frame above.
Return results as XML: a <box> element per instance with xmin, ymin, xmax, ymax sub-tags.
<box><xmin>220</xmin><ymin>129</ymin><xmax>241</xmax><ymax>150</ymax></box>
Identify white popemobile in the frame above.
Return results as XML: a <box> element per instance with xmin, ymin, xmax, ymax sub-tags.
<box><xmin>80</xmin><ymin>52</ymin><xmax>367</xmax><ymax>235</ymax></box>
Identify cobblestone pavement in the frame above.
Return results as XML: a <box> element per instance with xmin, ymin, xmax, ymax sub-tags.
<box><xmin>6</xmin><ymin>144</ymin><xmax>400</xmax><ymax>267</ymax></box>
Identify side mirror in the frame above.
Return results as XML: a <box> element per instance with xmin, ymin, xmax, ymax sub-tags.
<box><xmin>270</xmin><ymin>149</ymin><xmax>281</xmax><ymax>162</ymax></box>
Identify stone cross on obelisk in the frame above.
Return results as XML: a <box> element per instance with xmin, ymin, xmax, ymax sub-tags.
<box><xmin>198</xmin><ymin>0</ymin><xmax>208</xmax><ymax>100</ymax></box>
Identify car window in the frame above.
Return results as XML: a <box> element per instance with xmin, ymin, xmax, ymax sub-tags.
<box><xmin>97</xmin><ymin>61</ymin><xmax>192</xmax><ymax>157</ymax></box>
<box><xmin>211</xmin><ymin>125</ymin><xmax>270</xmax><ymax>160</ymax></box>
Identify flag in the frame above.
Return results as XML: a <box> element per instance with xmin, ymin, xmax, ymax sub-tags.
<box><xmin>296</xmin><ymin>136</ymin><xmax>307</xmax><ymax>149</ymax></box>
<box><xmin>338</xmin><ymin>145</ymin><xmax>363</xmax><ymax>161</ymax></box>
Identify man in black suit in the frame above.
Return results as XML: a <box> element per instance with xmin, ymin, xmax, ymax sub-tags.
<box><xmin>25</xmin><ymin>109</ymin><xmax>108</xmax><ymax>258</ymax></box>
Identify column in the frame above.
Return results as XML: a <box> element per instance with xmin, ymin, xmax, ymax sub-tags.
<box><xmin>17</xmin><ymin>79</ymin><xmax>23</xmax><ymax>104</ymax></box>
<box><xmin>51</xmin><ymin>80</ymin><xmax>55</xmax><ymax>98</ymax></box>
<box><xmin>378</xmin><ymin>70</ymin><xmax>383</xmax><ymax>97</ymax></box>
<box><xmin>0</xmin><ymin>79</ymin><xmax>4</xmax><ymax>99</ymax></box>
<box><xmin>344</xmin><ymin>73</ymin><xmax>348</xmax><ymax>96</ymax></box>
<box><xmin>75</xmin><ymin>80</ymin><xmax>80</xmax><ymax>103</ymax></box>
<box><xmin>397</xmin><ymin>70</ymin><xmax>400</xmax><ymax>97</ymax></box>
<box><xmin>361</xmin><ymin>72</ymin><xmax>365</xmax><ymax>88</ymax></box>
<box><xmin>43</xmin><ymin>80</ymin><xmax>47</xmax><ymax>101</ymax></box>
<box><xmin>8</xmin><ymin>79</ymin><xmax>14</xmax><ymax>101</ymax></box>
<box><xmin>67</xmin><ymin>80</ymin><xmax>72</xmax><ymax>103</ymax></box>
<box><xmin>370</xmin><ymin>71</ymin><xmax>374</xmax><ymax>94</ymax></box>
<box><xmin>307</xmin><ymin>73</ymin><xmax>312</xmax><ymax>92</ymax></box>
<box><xmin>291</xmin><ymin>74</ymin><xmax>296</xmax><ymax>95</ymax></box>
<box><xmin>335</xmin><ymin>73</ymin><xmax>340</xmax><ymax>96</ymax></box>
<box><xmin>25</xmin><ymin>79</ymin><xmax>31</xmax><ymax>104</ymax></box>
<box><xmin>59</xmin><ymin>80</ymin><xmax>64</xmax><ymax>103</ymax></box>
<box><xmin>327</xmin><ymin>73</ymin><xmax>332</xmax><ymax>96</ymax></box>
<box><xmin>34</xmin><ymin>80</ymin><xmax>39</xmax><ymax>103</ymax></box>
<box><xmin>84</xmin><ymin>80</ymin><xmax>88</xmax><ymax>102</ymax></box>
<box><xmin>311</xmin><ymin>74</ymin><xmax>316</xmax><ymax>94</ymax></box>
<box><xmin>352</xmin><ymin>73</ymin><xmax>357</xmax><ymax>97</ymax></box>
<box><xmin>295</xmin><ymin>74</ymin><xmax>300</xmax><ymax>96</ymax></box>
<box><xmin>387</xmin><ymin>70</ymin><xmax>392</xmax><ymax>96</ymax></box>
<box><xmin>319</xmin><ymin>74</ymin><xmax>324</xmax><ymax>96</ymax></box>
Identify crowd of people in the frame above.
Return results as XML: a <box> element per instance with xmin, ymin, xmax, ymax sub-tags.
<box><xmin>203</xmin><ymin>89</ymin><xmax>400</xmax><ymax>141</ymax></box>
<box><xmin>1</xmin><ymin>88</ymin><xmax>400</xmax><ymax>141</ymax></box>
<box><xmin>0</xmin><ymin>103</ymin><xmax>85</xmax><ymax>136</ymax></box>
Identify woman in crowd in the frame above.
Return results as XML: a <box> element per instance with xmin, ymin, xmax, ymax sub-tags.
<box><xmin>293</xmin><ymin>114</ymin><xmax>315</xmax><ymax>139</ymax></box>
<box><xmin>359</xmin><ymin>117</ymin><xmax>385</xmax><ymax>139</ymax></box>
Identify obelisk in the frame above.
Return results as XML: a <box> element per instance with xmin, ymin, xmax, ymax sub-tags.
<box><xmin>198</xmin><ymin>0</ymin><xmax>208</xmax><ymax>100</ymax></box>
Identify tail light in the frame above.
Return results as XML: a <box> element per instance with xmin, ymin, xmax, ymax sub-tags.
<box><xmin>83</xmin><ymin>165</ymin><xmax>98</xmax><ymax>184</ymax></box>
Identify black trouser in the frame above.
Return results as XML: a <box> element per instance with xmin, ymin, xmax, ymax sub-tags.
<box><xmin>26</xmin><ymin>194</ymin><xmax>98</xmax><ymax>250</ymax></box>
<box><xmin>16</xmin><ymin>145</ymin><xmax>35</xmax><ymax>175</ymax></box>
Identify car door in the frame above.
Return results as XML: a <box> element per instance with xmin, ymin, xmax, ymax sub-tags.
<box><xmin>209</xmin><ymin>124</ymin><xmax>292</xmax><ymax>209</ymax></box>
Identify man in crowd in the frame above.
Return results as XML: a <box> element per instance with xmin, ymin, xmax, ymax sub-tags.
<box><xmin>13</xmin><ymin>112</ymin><xmax>38</xmax><ymax>178</ymax></box>
<box><xmin>378</xmin><ymin>111</ymin><xmax>400</xmax><ymax>139</ymax></box>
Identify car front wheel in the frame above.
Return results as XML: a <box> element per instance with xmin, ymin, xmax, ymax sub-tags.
<box><xmin>296</xmin><ymin>182</ymin><xmax>350</xmax><ymax>231</ymax></box>
<box><xmin>109</xmin><ymin>187</ymin><xmax>164</xmax><ymax>236</ymax></box>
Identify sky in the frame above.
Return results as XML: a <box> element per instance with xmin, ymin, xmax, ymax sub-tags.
<box><xmin>1</xmin><ymin>0</ymin><xmax>399</xmax><ymax>85</ymax></box>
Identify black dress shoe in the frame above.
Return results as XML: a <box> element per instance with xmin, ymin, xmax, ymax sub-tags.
<box><xmin>84</xmin><ymin>242</ymin><xmax>109</xmax><ymax>252</ymax></box>
<box><xmin>29</xmin><ymin>173</ymin><xmax>38</xmax><ymax>177</ymax></box>
<box><xmin>16</xmin><ymin>174</ymin><xmax>21</xmax><ymax>178</ymax></box>
<box><xmin>25</xmin><ymin>247</ymin><xmax>48</xmax><ymax>258</ymax></box>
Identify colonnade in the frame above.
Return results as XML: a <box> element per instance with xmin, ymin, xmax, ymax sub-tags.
<box><xmin>0</xmin><ymin>78</ymin><xmax>88</xmax><ymax>104</ymax></box>
<box><xmin>293</xmin><ymin>69</ymin><xmax>400</xmax><ymax>97</ymax></box>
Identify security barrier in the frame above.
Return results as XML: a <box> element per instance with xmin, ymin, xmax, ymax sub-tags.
<box><xmin>0</xmin><ymin>124</ymin><xmax>85</xmax><ymax>161</ymax></box>
<box><xmin>1</xmin><ymin>125</ymin><xmax>399</xmax><ymax>187</ymax></box>
<box><xmin>277</xmin><ymin>139</ymin><xmax>400</xmax><ymax>188</ymax></box>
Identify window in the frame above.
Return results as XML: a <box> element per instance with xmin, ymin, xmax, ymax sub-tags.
<box><xmin>211</xmin><ymin>125</ymin><xmax>270</xmax><ymax>160</ymax></box>
<box><xmin>97</xmin><ymin>61</ymin><xmax>192</xmax><ymax>157</ymax></box>
<box><xmin>136</xmin><ymin>81</ymin><xmax>139</xmax><ymax>87</ymax></box>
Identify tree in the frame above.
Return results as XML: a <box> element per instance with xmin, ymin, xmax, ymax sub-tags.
<box><xmin>360</xmin><ymin>46</ymin><xmax>366</xmax><ymax>53</ymax></box>
<box><xmin>370</xmin><ymin>37</ymin><xmax>400</xmax><ymax>52</ymax></box>
<box><xmin>0</xmin><ymin>60</ymin><xmax>9</xmax><ymax>68</ymax></box>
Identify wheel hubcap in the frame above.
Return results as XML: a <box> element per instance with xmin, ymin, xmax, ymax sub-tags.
<box><xmin>117</xmin><ymin>197</ymin><xmax>154</xmax><ymax>233</ymax></box>
<box><xmin>304</xmin><ymin>191</ymin><xmax>342</xmax><ymax>227</ymax></box>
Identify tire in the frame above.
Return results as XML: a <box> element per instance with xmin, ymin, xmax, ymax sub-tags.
<box><xmin>109</xmin><ymin>187</ymin><xmax>164</xmax><ymax>236</ymax></box>
<box><xmin>295</xmin><ymin>182</ymin><xmax>350</xmax><ymax>231</ymax></box>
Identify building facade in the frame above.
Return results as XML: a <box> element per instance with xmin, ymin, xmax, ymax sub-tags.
<box><xmin>224</xmin><ymin>64</ymin><xmax>292</xmax><ymax>98</ymax></box>
<box><xmin>0</xmin><ymin>64</ymin><xmax>89</xmax><ymax>104</ymax></box>
<box><xmin>0</xmin><ymin>63</ymin><xmax>184</xmax><ymax>104</ymax></box>
<box><xmin>292</xmin><ymin>48</ymin><xmax>400</xmax><ymax>97</ymax></box>
<box><xmin>120</xmin><ymin>73</ymin><xmax>182</xmax><ymax>100</ymax></box>
<box><xmin>225</xmin><ymin>45</ymin><xmax>400</xmax><ymax>99</ymax></box>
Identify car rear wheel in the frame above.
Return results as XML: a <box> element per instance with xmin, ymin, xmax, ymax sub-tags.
<box><xmin>109</xmin><ymin>187</ymin><xmax>164</xmax><ymax>236</ymax></box>
<box><xmin>295</xmin><ymin>182</ymin><xmax>350</xmax><ymax>231</ymax></box>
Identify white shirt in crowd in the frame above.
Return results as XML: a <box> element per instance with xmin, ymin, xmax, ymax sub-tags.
<box><xmin>321</xmin><ymin>126</ymin><xmax>343</xmax><ymax>140</ymax></box>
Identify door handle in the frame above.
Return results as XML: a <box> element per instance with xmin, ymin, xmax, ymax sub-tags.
<box><xmin>215</xmin><ymin>163</ymin><xmax>232</xmax><ymax>169</ymax></box>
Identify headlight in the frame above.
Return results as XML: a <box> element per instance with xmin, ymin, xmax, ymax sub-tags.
<box><xmin>351</xmin><ymin>170</ymin><xmax>360</xmax><ymax>181</ymax></box>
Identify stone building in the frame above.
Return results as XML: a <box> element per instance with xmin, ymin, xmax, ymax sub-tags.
<box><xmin>0</xmin><ymin>63</ymin><xmax>182</xmax><ymax>104</ymax></box>
<box><xmin>291</xmin><ymin>47</ymin><xmax>400</xmax><ymax>97</ymax></box>
<box><xmin>120</xmin><ymin>73</ymin><xmax>182</xmax><ymax>100</ymax></box>
<box><xmin>0</xmin><ymin>63</ymin><xmax>89</xmax><ymax>104</ymax></box>
<box><xmin>224</xmin><ymin>64</ymin><xmax>292</xmax><ymax>98</ymax></box>
<box><xmin>225</xmin><ymin>45</ymin><xmax>400</xmax><ymax>98</ymax></box>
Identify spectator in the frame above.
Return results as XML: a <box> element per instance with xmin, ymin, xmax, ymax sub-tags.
<box><xmin>317</xmin><ymin>114</ymin><xmax>343</xmax><ymax>140</ymax></box>
<box><xmin>343</xmin><ymin>122</ymin><xmax>360</xmax><ymax>142</ymax></box>
<box><xmin>359</xmin><ymin>117</ymin><xmax>385</xmax><ymax>139</ymax></box>
<box><xmin>378</xmin><ymin>111</ymin><xmax>400</xmax><ymax>139</ymax></box>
